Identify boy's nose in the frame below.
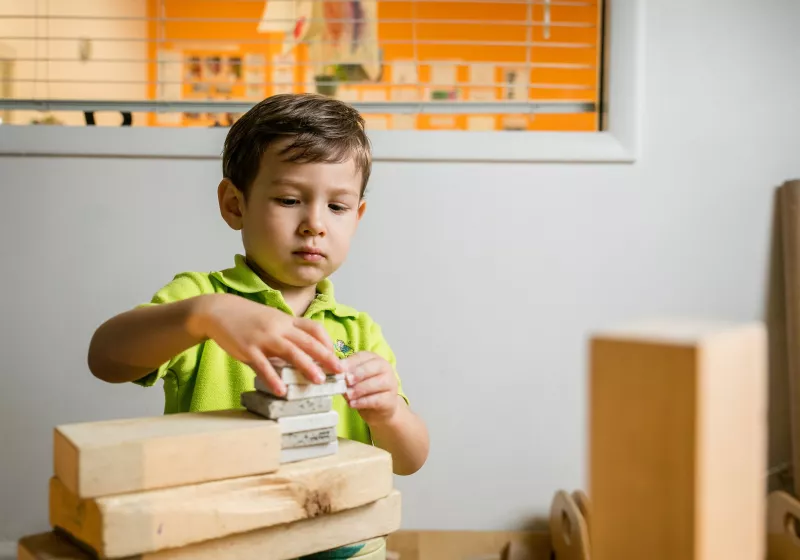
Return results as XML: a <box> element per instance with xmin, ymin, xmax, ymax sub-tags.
<box><xmin>299</xmin><ymin>212</ymin><xmax>325</xmax><ymax>236</ymax></box>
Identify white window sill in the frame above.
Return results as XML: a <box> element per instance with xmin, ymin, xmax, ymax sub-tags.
<box><xmin>0</xmin><ymin>2</ymin><xmax>642</xmax><ymax>165</ymax></box>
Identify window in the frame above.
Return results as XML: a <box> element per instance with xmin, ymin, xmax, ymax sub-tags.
<box><xmin>0</xmin><ymin>0</ymin><xmax>642</xmax><ymax>162</ymax></box>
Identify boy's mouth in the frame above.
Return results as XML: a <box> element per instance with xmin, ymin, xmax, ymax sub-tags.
<box><xmin>293</xmin><ymin>247</ymin><xmax>325</xmax><ymax>262</ymax></box>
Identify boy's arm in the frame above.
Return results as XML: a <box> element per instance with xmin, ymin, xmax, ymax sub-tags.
<box><xmin>88</xmin><ymin>293</ymin><xmax>342</xmax><ymax>392</ymax></box>
<box><xmin>366</xmin><ymin>399</ymin><xmax>430</xmax><ymax>476</ymax></box>
<box><xmin>87</xmin><ymin>296</ymin><xmax>210</xmax><ymax>384</ymax></box>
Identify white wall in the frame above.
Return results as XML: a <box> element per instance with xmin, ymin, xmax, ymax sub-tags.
<box><xmin>0</xmin><ymin>0</ymin><xmax>147</xmax><ymax>126</ymax></box>
<box><xmin>1</xmin><ymin>0</ymin><xmax>800</xmax><ymax>548</ymax></box>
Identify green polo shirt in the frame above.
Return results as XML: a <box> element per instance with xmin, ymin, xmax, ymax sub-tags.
<box><xmin>133</xmin><ymin>254</ymin><xmax>407</xmax><ymax>445</ymax></box>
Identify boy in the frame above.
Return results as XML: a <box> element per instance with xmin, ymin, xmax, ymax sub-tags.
<box><xmin>87</xmin><ymin>93</ymin><xmax>429</xmax><ymax>557</ymax></box>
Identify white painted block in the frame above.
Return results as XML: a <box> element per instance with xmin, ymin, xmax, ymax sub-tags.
<box><xmin>280</xmin><ymin>440</ymin><xmax>339</xmax><ymax>463</ymax></box>
<box><xmin>255</xmin><ymin>377</ymin><xmax>347</xmax><ymax>400</ymax></box>
<box><xmin>276</xmin><ymin>410</ymin><xmax>339</xmax><ymax>434</ymax></box>
<box><xmin>241</xmin><ymin>391</ymin><xmax>333</xmax><ymax>419</ymax></box>
<box><xmin>280</xmin><ymin>367</ymin><xmax>346</xmax><ymax>385</ymax></box>
<box><xmin>282</xmin><ymin>427</ymin><xmax>338</xmax><ymax>449</ymax></box>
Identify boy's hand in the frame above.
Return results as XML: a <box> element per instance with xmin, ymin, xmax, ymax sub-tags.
<box><xmin>342</xmin><ymin>351</ymin><xmax>401</xmax><ymax>425</ymax></box>
<box><xmin>189</xmin><ymin>293</ymin><xmax>342</xmax><ymax>396</ymax></box>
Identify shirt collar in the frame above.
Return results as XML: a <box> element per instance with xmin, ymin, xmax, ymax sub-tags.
<box><xmin>210</xmin><ymin>254</ymin><xmax>357</xmax><ymax>318</ymax></box>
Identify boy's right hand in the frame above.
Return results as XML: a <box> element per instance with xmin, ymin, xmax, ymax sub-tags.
<box><xmin>187</xmin><ymin>294</ymin><xmax>341</xmax><ymax>397</ymax></box>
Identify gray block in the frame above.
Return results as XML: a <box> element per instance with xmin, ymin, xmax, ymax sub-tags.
<box><xmin>281</xmin><ymin>427</ymin><xmax>338</xmax><ymax>449</ymax></box>
<box><xmin>241</xmin><ymin>390</ymin><xmax>333</xmax><ymax>419</ymax></box>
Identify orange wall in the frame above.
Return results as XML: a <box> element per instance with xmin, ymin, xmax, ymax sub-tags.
<box><xmin>147</xmin><ymin>0</ymin><xmax>601</xmax><ymax>131</ymax></box>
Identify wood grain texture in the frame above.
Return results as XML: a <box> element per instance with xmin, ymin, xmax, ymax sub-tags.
<box><xmin>589</xmin><ymin>320</ymin><xmax>767</xmax><ymax>560</ymax></box>
<box><xmin>54</xmin><ymin>410</ymin><xmax>280</xmax><ymax>498</ymax></box>
<box><xmin>23</xmin><ymin>491</ymin><xmax>401</xmax><ymax>560</ymax></box>
<box><xmin>49</xmin><ymin>438</ymin><xmax>393</xmax><ymax>558</ymax></box>
<box><xmin>781</xmin><ymin>179</ymin><xmax>800</xmax><ymax>496</ymax></box>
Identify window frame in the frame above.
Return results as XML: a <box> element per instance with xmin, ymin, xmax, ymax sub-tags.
<box><xmin>0</xmin><ymin>1</ymin><xmax>643</xmax><ymax>164</ymax></box>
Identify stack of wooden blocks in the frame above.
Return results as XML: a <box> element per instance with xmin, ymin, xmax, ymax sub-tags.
<box><xmin>17</xmin><ymin>399</ymin><xmax>400</xmax><ymax>559</ymax></box>
<box><xmin>241</xmin><ymin>366</ymin><xmax>348</xmax><ymax>464</ymax></box>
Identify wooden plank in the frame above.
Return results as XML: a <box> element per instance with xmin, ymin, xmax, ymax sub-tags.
<box><xmin>549</xmin><ymin>490</ymin><xmax>589</xmax><ymax>560</ymax></box>
<box><xmin>589</xmin><ymin>320</ymin><xmax>767</xmax><ymax>560</ymax></box>
<box><xmin>386</xmin><ymin>531</ymin><xmax>553</xmax><ymax>560</ymax></box>
<box><xmin>781</xmin><ymin>179</ymin><xmax>800</xmax><ymax>495</ymax></box>
<box><xmin>54</xmin><ymin>409</ymin><xmax>281</xmax><ymax>498</ymax></box>
<box><xmin>50</xmin><ymin>438</ymin><xmax>392</xmax><ymax>558</ymax></box>
<box><xmin>767</xmin><ymin>491</ymin><xmax>800</xmax><ymax>560</ymax></box>
<box><xmin>23</xmin><ymin>490</ymin><xmax>401</xmax><ymax>560</ymax></box>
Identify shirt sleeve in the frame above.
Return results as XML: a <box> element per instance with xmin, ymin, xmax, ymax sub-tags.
<box><xmin>361</xmin><ymin>313</ymin><xmax>409</xmax><ymax>405</ymax></box>
<box><xmin>132</xmin><ymin>271</ymin><xmax>214</xmax><ymax>388</ymax></box>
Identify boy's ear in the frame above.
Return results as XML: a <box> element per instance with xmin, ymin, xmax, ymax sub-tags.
<box><xmin>218</xmin><ymin>178</ymin><xmax>245</xmax><ymax>231</ymax></box>
<box><xmin>357</xmin><ymin>199</ymin><xmax>367</xmax><ymax>221</ymax></box>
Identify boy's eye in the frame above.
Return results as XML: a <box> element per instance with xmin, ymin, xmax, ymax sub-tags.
<box><xmin>329</xmin><ymin>204</ymin><xmax>347</xmax><ymax>213</ymax></box>
<box><xmin>277</xmin><ymin>198</ymin><xmax>299</xmax><ymax>206</ymax></box>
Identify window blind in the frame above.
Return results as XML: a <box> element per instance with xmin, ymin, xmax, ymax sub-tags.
<box><xmin>0</xmin><ymin>0</ymin><xmax>603</xmax><ymax>131</ymax></box>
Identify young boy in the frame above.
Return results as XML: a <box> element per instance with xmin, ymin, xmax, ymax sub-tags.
<box><xmin>87</xmin><ymin>93</ymin><xmax>429</xmax><ymax>556</ymax></box>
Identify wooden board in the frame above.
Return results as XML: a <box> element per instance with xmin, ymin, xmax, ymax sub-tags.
<box><xmin>781</xmin><ymin>179</ymin><xmax>800</xmax><ymax>496</ymax></box>
<box><xmin>50</xmin><ymin>438</ymin><xmax>393</xmax><ymax>558</ymax></box>
<box><xmin>588</xmin><ymin>320</ymin><xmax>767</xmax><ymax>560</ymax></box>
<box><xmin>549</xmin><ymin>490</ymin><xmax>590</xmax><ymax>560</ymax></box>
<box><xmin>386</xmin><ymin>530</ymin><xmax>552</xmax><ymax>560</ymax></box>
<box><xmin>767</xmin><ymin>491</ymin><xmax>800</xmax><ymax>560</ymax></box>
<box><xmin>22</xmin><ymin>490</ymin><xmax>401</xmax><ymax>560</ymax></box>
<box><xmin>54</xmin><ymin>409</ymin><xmax>281</xmax><ymax>498</ymax></box>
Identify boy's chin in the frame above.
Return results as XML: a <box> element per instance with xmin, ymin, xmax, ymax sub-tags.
<box><xmin>282</xmin><ymin>267</ymin><xmax>329</xmax><ymax>288</ymax></box>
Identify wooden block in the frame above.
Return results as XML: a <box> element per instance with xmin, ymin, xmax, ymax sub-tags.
<box><xmin>255</xmin><ymin>377</ymin><xmax>347</xmax><ymax>400</ymax></box>
<box><xmin>25</xmin><ymin>490</ymin><xmax>401</xmax><ymax>560</ymax></box>
<box><xmin>276</xmin><ymin>410</ymin><xmax>338</xmax><ymax>434</ymax></box>
<box><xmin>589</xmin><ymin>320</ymin><xmax>767</xmax><ymax>560</ymax></box>
<box><xmin>282</xmin><ymin>427</ymin><xmax>337</xmax><ymax>448</ymax></box>
<box><xmin>241</xmin><ymin>390</ymin><xmax>333</xmax><ymax>419</ymax></box>
<box><xmin>781</xmin><ymin>179</ymin><xmax>800</xmax><ymax>496</ymax></box>
<box><xmin>49</xmin><ymin>439</ymin><xmax>392</xmax><ymax>558</ymax></box>
<box><xmin>767</xmin><ymin>491</ymin><xmax>800</xmax><ymax>560</ymax></box>
<box><xmin>549</xmin><ymin>490</ymin><xmax>589</xmax><ymax>560</ymax></box>
<box><xmin>279</xmin><ymin>367</ymin><xmax>346</xmax><ymax>385</ymax></box>
<box><xmin>386</xmin><ymin>531</ymin><xmax>553</xmax><ymax>560</ymax></box>
<box><xmin>281</xmin><ymin>440</ymin><xmax>339</xmax><ymax>464</ymax></box>
<box><xmin>53</xmin><ymin>409</ymin><xmax>280</xmax><ymax>499</ymax></box>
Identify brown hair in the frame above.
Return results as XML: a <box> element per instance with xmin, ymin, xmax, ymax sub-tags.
<box><xmin>222</xmin><ymin>93</ymin><xmax>372</xmax><ymax>198</ymax></box>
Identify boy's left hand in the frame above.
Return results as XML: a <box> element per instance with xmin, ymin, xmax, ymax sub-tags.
<box><xmin>342</xmin><ymin>351</ymin><xmax>401</xmax><ymax>425</ymax></box>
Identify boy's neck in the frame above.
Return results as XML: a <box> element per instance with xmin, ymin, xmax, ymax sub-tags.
<box><xmin>245</xmin><ymin>255</ymin><xmax>318</xmax><ymax>317</ymax></box>
<box><xmin>281</xmin><ymin>286</ymin><xmax>318</xmax><ymax>317</ymax></box>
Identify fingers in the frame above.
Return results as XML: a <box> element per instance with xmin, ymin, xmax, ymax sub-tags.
<box><xmin>247</xmin><ymin>349</ymin><xmax>286</xmax><ymax>397</ymax></box>
<box><xmin>346</xmin><ymin>373</ymin><xmax>395</xmax><ymax>403</ymax></box>
<box><xmin>344</xmin><ymin>354</ymin><xmax>385</xmax><ymax>386</ymax></box>
<box><xmin>341</xmin><ymin>351</ymin><xmax>375</xmax><ymax>371</ymax></box>
<box><xmin>286</xmin><ymin>328</ymin><xmax>341</xmax><ymax>377</ymax></box>
<box><xmin>282</xmin><ymin>341</ymin><xmax>327</xmax><ymax>383</ymax></box>
<box><xmin>349</xmin><ymin>390</ymin><xmax>395</xmax><ymax>410</ymax></box>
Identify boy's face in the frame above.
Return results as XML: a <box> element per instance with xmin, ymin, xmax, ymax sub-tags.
<box><xmin>219</xmin><ymin>139</ymin><xmax>366</xmax><ymax>291</ymax></box>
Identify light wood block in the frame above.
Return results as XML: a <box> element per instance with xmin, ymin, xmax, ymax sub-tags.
<box><xmin>281</xmin><ymin>440</ymin><xmax>339</xmax><ymax>464</ymax></box>
<box><xmin>781</xmin><ymin>179</ymin><xmax>800</xmax><ymax>496</ymax></box>
<box><xmin>589</xmin><ymin>320</ymin><xmax>767</xmax><ymax>560</ymax></box>
<box><xmin>276</xmin><ymin>410</ymin><xmax>338</xmax><ymax>434</ymax></box>
<box><xmin>255</xmin><ymin>377</ymin><xmax>347</xmax><ymax>400</ymax></box>
<box><xmin>49</xmin><ymin>438</ymin><xmax>392</xmax><ymax>558</ymax></box>
<box><xmin>241</xmin><ymin>391</ymin><xmax>333</xmax><ymax>419</ymax></box>
<box><xmin>281</xmin><ymin>427</ymin><xmax>337</xmax><ymax>448</ymax></box>
<box><xmin>54</xmin><ymin>410</ymin><xmax>280</xmax><ymax>499</ymax></box>
<box><xmin>24</xmin><ymin>490</ymin><xmax>401</xmax><ymax>560</ymax></box>
<box><xmin>767</xmin><ymin>491</ymin><xmax>800</xmax><ymax>560</ymax></box>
